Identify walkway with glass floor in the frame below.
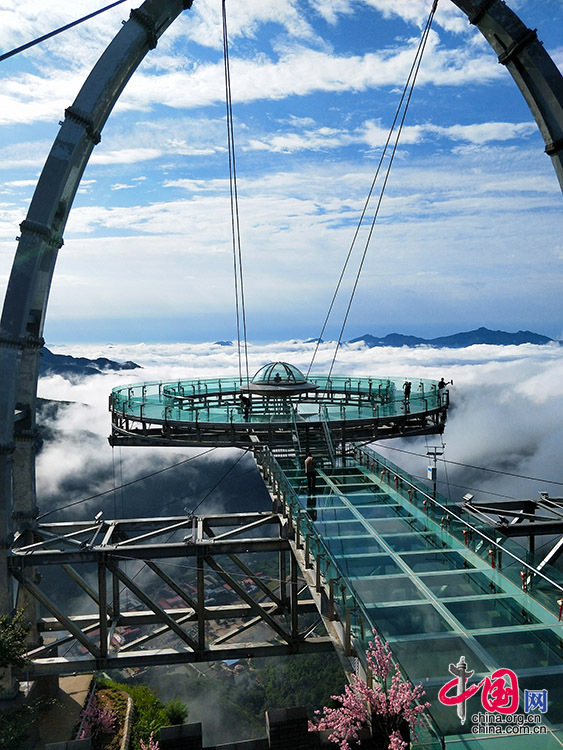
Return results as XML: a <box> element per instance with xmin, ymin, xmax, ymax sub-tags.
<box><xmin>257</xmin><ymin>444</ymin><xmax>563</xmax><ymax>748</ymax></box>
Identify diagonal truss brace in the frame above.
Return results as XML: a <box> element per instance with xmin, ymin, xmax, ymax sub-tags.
<box><xmin>8</xmin><ymin>511</ymin><xmax>333</xmax><ymax>676</ymax></box>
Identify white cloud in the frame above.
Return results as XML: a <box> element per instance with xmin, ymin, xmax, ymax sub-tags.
<box><xmin>0</xmin><ymin>18</ymin><xmax>505</xmax><ymax>128</ymax></box>
<box><xmin>431</xmin><ymin>121</ymin><xmax>538</xmax><ymax>144</ymax></box>
<box><xmin>35</xmin><ymin>340</ymin><xmax>563</xmax><ymax>515</ymax></box>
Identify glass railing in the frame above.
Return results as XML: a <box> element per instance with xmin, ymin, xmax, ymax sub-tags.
<box><xmin>353</xmin><ymin>444</ymin><xmax>563</xmax><ymax>618</ymax></box>
<box><xmin>110</xmin><ymin>375</ymin><xmax>446</xmax><ymax>426</ymax></box>
<box><xmin>255</xmin><ymin>445</ymin><xmax>445</xmax><ymax>748</ymax></box>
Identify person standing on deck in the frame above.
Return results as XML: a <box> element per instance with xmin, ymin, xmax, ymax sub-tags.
<box><xmin>305</xmin><ymin>452</ymin><xmax>316</xmax><ymax>495</ymax></box>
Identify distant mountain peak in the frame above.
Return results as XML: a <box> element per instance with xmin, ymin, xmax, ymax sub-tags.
<box><xmin>39</xmin><ymin>347</ymin><xmax>141</xmax><ymax>379</ymax></box>
<box><xmin>349</xmin><ymin>327</ymin><xmax>555</xmax><ymax>349</ymax></box>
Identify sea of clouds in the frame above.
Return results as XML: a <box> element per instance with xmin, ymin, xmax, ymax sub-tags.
<box><xmin>35</xmin><ymin>338</ymin><xmax>563</xmax><ymax>550</ymax></box>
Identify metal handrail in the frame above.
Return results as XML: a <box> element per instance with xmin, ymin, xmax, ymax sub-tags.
<box><xmin>359</xmin><ymin>444</ymin><xmax>563</xmax><ymax>600</ymax></box>
<box><xmin>256</xmin><ymin>445</ymin><xmax>445</xmax><ymax>748</ymax></box>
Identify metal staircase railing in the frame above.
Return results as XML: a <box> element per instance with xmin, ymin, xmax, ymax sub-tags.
<box><xmin>320</xmin><ymin>406</ymin><xmax>337</xmax><ymax>467</ymax></box>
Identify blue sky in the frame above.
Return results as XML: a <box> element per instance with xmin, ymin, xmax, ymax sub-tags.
<box><xmin>0</xmin><ymin>0</ymin><xmax>562</xmax><ymax>344</ymax></box>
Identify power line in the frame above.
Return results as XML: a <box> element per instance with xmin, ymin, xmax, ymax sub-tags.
<box><xmin>376</xmin><ymin>443</ymin><xmax>563</xmax><ymax>488</ymax></box>
<box><xmin>0</xmin><ymin>1</ymin><xmax>130</xmax><ymax>64</ymax></box>
<box><xmin>38</xmin><ymin>447</ymin><xmax>218</xmax><ymax>520</ymax></box>
<box><xmin>158</xmin><ymin>464</ymin><xmax>262</xmax><ymax>514</ymax></box>
<box><xmin>188</xmin><ymin>448</ymin><xmax>251</xmax><ymax>515</ymax></box>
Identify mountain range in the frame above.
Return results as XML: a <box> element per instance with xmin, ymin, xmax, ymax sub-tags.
<box><xmin>348</xmin><ymin>327</ymin><xmax>556</xmax><ymax>349</ymax></box>
<box><xmin>39</xmin><ymin>347</ymin><xmax>141</xmax><ymax>379</ymax></box>
<box><xmin>37</xmin><ymin>327</ymin><xmax>556</xmax><ymax>381</ymax></box>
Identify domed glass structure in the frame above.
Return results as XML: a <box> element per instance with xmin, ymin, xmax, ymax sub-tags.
<box><xmin>243</xmin><ymin>361</ymin><xmax>318</xmax><ymax>395</ymax></box>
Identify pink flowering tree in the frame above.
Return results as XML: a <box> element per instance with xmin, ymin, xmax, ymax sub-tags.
<box><xmin>77</xmin><ymin>694</ymin><xmax>117</xmax><ymax>746</ymax></box>
<box><xmin>310</xmin><ymin>635</ymin><xmax>429</xmax><ymax>750</ymax></box>
<box><xmin>140</xmin><ymin>733</ymin><xmax>160</xmax><ymax>750</ymax></box>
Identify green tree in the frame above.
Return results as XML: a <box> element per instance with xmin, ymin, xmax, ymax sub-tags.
<box><xmin>97</xmin><ymin>678</ymin><xmax>188</xmax><ymax>747</ymax></box>
<box><xmin>165</xmin><ymin>698</ymin><xmax>189</xmax><ymax>725</ymax></box>
<box><xmin>0</xmin><ymin>609</ymin><xmax>30</xmax><ymax>669</ymax></box>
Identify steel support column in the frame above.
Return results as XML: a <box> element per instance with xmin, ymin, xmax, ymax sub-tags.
<box><xmin>0</xmin><ymin>0</ymin><xmax>192</xmax><ymax>627</ymax></box>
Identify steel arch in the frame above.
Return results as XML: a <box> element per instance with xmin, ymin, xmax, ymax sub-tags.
<box><xmin>0</xmin><ymin>0</ymin><xmax>562</xmax><ymax>615</ymax></box>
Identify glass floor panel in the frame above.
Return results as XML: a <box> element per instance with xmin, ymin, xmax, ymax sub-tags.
<box><xmin>326</xmin><ymin>467</ymin><xmax>366</xmax><ymax>476</ymax></box>
<box><xmin>444</xmin><ymin>597</ymin><xmax>540</xmax><ymax>630</ymax></box>
<box><xmin>330</xmin><ymin>475</ymin><xmax>374</xmax><ymax>486</ymax></box>
<box><xmin>518</xmin><ymin>672</ymin><xmax>563</xmax><ymax>725</ymax></box>
<box><xmin>423</xmin><ymin>685</ymin><xmax>474</xmax><ymax>737</ymax></box>
<box><xmin>310</xmin><ymin>506</ymin><xmax>355</xmax><ymax>522</ymax></box>
<box><xmin>293</xmin><ymin>484</ymin><xmax>333</xmax><ymax>496</ymax></box>
<box><xmin>310</xmin><ymin>495</ymin><xmax>346</xmax><ymax>509</ymax></box>
<box><xmin>354</xmin><ymin>505</ymin><xmax>407</xmax><ymax>519</ymax></box>
<box><xmin>334</xmin><ymin>554</ymin><xmax>403</xmax><ymax>577</ymax></box>
<box><xmin>313</xmin><ymin>520</ymin><xmax>368</xmax><ymax>536</ymax></box>
<box><xmin>325</xmin><ymin>536</ymin><xmax>385</xmax><ymax>555</ymax></box>
<box><xmin>367</xmin><ymin>517</ymin><xmax>424</xmax><ymax>534</ymax></box>
<box><xmin>420</xmin><ymin>571</ymin><xmax>502</xmax><ymax>599</ymax></box>
<box><xmin>350</xmin><ymin>576</ymin><xmax>427</xmax><ymax>604</ymax></box>
<box><xmin>342</xmin><ymin>491</ymin><xmax>394</xmax><ymax>505</ymax></box>
<box><xmin>475</xmin><ymin>629</ymin><xmax>563</xmax><ymax>670</ymax></box>
<box><xmin>367</xmin><ymin>602</ymin><xmax>454</xmax><ymax>637</ymax></box>
<box><xmin>400</xmin><ymin>551</ymin><xmax>476</xmax><ymax>573</ymax></box>
<box><xmin>390</xmin><ymin>635</ymin><xmax>489</xmax><ymax>680</ymax></box>
<box><xmin>384</xmin><ymin>532</ymin><xmax>446</xmax><ymax>553</ymax></box>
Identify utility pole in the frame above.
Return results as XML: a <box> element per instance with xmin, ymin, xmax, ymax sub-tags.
<box><xmin>426</xmin><ymin>447</ymin><xmax>444</xmax><ymax>502</ymax></box>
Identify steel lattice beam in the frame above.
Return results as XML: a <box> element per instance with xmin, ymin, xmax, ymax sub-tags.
<box><xmin>8</xmin><ymin>511</ymin><xmax>333</xmax><ymax>676</ymax></box>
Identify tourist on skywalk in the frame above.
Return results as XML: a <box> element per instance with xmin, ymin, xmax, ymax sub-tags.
<box><xmin>239</xmin><ymin>393</ymin><xmax>251</xmax><ymax>420</ymax></box>
<box><xmin>305</xmin><ymin>452</ymin><xmax>316</xmax><ymax>495</ymax></box>
<box><xmin>438</xmin><ymin>378</ymin><xmax>453</xmax><ymax>401</ymax></box>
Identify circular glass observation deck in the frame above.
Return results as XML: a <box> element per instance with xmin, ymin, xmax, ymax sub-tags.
<box><xmin>243</xmin><ymin>361</ymin><xmax>318</xmax><ymax>395</ymax></box>
<box><xmin>109</xmin><ymin>362</ymin><xmax>449</xmax><ymax>449</ymax></box>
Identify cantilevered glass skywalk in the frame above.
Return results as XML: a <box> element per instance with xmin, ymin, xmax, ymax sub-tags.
<box><xmin>256</xmin><ymin>445</ymin><xmax>563</xmax><ymax>748</ymax></box>
<box><xmin>109</xmin><ymin>366</ymin><xmax>448</xmax><ymax>448</ymax></box>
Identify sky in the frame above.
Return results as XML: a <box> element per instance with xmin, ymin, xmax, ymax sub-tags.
<box><xmin>0</xmin><ymin>0</ymin><xmax>562</xmax><ymax>345</ymax></box>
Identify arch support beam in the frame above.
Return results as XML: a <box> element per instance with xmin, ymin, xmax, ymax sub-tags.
<box><xmin>0</xmin><ymin>0</ymin><xmax>192</xmax><ymax>618</ymax></box>
<box><xmin>451</xmin><ymin>0</ymin><xmax>563</xmax><ymax>191</ymax></box>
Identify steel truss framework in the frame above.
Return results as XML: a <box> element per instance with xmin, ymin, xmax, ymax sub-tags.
<box><xmin>463</xmin><ymin>494</ymin><xmax>563</xmax><ymax>561</ymax></box>
<box><xmin>10</xmin><ymin>511</ymin><xmax>334</xmax><ymax>676</ymax></box>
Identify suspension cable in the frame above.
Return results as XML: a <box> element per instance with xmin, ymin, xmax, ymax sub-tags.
<box><xmin>308</xmin><ymin>0</ymin><xmax>439</xmax><ymax>379</ymax></box>
<box><xmin>222</xmin><ymin>0</ymin><xmax>250</xmax><ymax>387</ymax></box>
<box><xmin>326</xmin><ymin>2</ymin><xmax>438</xmax><ymax>380</ymax></box>
<box><xmin>0</xmin><ymin>1</ymin><xmax>130</xmax><ymax>64</ymax></box>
